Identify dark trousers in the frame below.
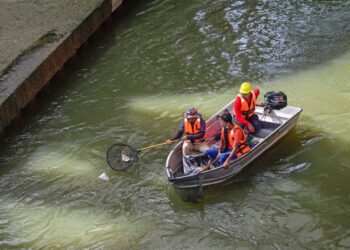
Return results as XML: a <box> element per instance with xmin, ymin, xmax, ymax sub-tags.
<box><xmin>237</xmin><ymin>114</ymin><xmax>261</xmax><ymax>134</ymax></box>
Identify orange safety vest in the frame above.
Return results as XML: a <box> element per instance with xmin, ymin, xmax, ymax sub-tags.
<box><xmin>237</xmin><ymin>91</ymin><xmax>256</xmax><ymax>118</ymax></box>
<box><xmin>184</xmin><ymin>118</ymin><xmax>204</xmax><ymax>143</ymax></box>
<box><xmin>221</xmin><ymin>124</ymin><xmax>250</xmax><ymax>157</ymax></box>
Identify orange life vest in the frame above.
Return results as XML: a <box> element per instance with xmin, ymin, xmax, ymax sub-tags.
<box><xmin>237</xmin><ymin>91</ymin><xmax>256</xmax><ymax>118</ymax></box>
<box><xmin>221</xmin><ymin>124</ymin><xmax>250</xmax><ymax>157</ymax></box>
<box><xmin>184</xmin><ymin>118</ymin><xmax>204</xmax><ymax>143</ymax></box>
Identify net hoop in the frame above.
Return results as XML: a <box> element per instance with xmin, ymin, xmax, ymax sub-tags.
<box><xmin>106</xmin><ymin>143</ymin><xmax>139</xmax><ymax>171</ymax></box>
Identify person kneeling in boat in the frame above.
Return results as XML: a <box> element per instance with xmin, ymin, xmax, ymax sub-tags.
<box><xmin>203</xmin><ymin>112</ymin><xmax>250</xmax><ymax>170</ymax></box>
<box><xmin>234</xmin><ymin>82</ymin><xmax>264</xmax><ymax>134</ymax></box>
<box><xmin>166</xmin><ymin>107</ymin><xmax>207</xmax><ymax>174</ymax></box>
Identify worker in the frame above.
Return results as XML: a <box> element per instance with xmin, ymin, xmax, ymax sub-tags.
<box><xmin>234</xmin><ymin>82</ymin><xmax>264</xmax><ymax>134</ymax></box>
<box><xmin>166</xmin><ymin>107</ymin><xmax>207</xmax><ymax>155</ymax></box>
<box><xmin>203</xmin><ymin>112</ymin><xmax>250</xmax><ymax>170</ymax></box>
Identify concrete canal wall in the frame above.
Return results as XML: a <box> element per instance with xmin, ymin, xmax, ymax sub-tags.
<box><xmin>0</xmin><ymin>0</ymin><xmax>125</xmax><ymax>136</ymax></box>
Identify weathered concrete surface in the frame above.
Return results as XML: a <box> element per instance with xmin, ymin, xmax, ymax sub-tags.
<box><xmin>0</xmin><ymin>0</ymin><xmax>102</xmax><ymax>76</ymax></box>
<box><xmin>0</xmin><ymin>0</ymin><xmax>124</xmax><ymax>135</ymax></box>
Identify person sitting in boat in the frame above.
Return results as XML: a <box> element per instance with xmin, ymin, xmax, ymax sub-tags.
<box><xmin>203</xmin><ymin>111</ymin><xmax>250</xmax><ymax>169</ymax></box>
<box><xmin>166</xmin><ymin>107</ymin><xmax>207</xmax><ymax>157</ymax></box>
<box><xmin>234</xmin><ymin>82</ymin><xmax>264</xmax><ymax>134</ymax></box>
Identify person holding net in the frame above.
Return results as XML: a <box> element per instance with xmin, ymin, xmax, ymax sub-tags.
<box><xmin>166</xmin><ymin>107</ymin><xmax>208</xmax><ymax>174</ymax></box>
<box><xmin>107</xmin><ymin>107</ymin><xmax>207</xmax><ymax>172</ymax></box>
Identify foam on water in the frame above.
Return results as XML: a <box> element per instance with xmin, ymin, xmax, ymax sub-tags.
<box><xmin>23</xmin><ymin>143</ymin><xmax>101</xmax><ymax>177</ymax></box>
<box><xmin>128</xmin><ymin>51</ymin><xmax>350</xmax><ymax>142</ymax></box>
<box><xmin>128</xmin><ymin>92</ymin><xmax>232</xmax><ymax>121</ymax></box>
<box><xmin>269</xmin><ymin>51</ymin><xmax>350</xmax><ymax>141</ymax></box>
<box><xmin>2</xmin><ymin>199</ymin><xmax>149</xmax><ymax>248</ymax></box>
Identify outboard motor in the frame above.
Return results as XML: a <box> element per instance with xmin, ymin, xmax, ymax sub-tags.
<box><xmin>264</xmin><ymin>91</ymin><xmax>287</xmax><ymax>113</ymax></box>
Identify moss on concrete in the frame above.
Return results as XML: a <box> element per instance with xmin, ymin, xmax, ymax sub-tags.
<box><xmin>1</xmin><ymin>30</ymin><xmax>63</xmax><ymax>78</ymax></box>
<box><xmin>0</xmin><ymin>0</ymin><xmax>104</xmax><ymax>77</ymax></box>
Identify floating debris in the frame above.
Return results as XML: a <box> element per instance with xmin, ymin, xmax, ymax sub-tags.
<box><xmin>121</xmin><ymin>152</ymin><xmax>131</xmax><ymax>162</ymax></box>
<box><xmin>98</xmin><ymin>172</ymin><xmax>109</xmax><ymax>181</ymax></box>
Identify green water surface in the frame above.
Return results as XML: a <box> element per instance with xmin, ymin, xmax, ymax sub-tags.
<box><xmin>1</xmin><ymin>0</ymin><xmax>350</xmax><ymax>248</ymax></box>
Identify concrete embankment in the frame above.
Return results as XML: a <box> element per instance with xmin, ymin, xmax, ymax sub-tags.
<box><xmin>0</xmin><ymin>0</ymin><xmax>125</xmax><ymax>136</ymax></box>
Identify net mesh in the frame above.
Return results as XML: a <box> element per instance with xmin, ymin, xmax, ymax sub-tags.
<box><xmin>106</xmin><ymin>143</ymin><xmax>139</xmax><ymax>171</ymax></box>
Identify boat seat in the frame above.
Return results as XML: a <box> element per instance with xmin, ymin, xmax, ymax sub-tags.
<box><xmin>252</xmin><ymin>120</ymin><xmax>280</xmax><ymax>139</ymax></box>
<box><xmin>248</xmin><ymin>123</ymin><xmax>277</xmax><ymax>147</ymax></box>
<box><xmin>253</xmin><ymin>128</ymin><xmax>272</xmax><ymax>138</ymax></box>
<box><xmin>249</xmin><ymin>136</ymin><xmax>264</xmax><ymax>146</ymax></box>
<box><xmin>260</xmin><ymin>120</ymin><xmax>280</xmax><ymax>130</ymax></box>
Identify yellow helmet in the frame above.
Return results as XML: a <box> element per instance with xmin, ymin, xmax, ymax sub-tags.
<box><xmin>239</xmin><ymin>82</ymin><xmax>252</xmax><ymax>94</ymax></box>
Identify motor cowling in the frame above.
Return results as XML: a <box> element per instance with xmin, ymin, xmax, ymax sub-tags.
<box><xmin>264</xmin><ymin>91</ymin><xmax>287</xmax><ymax>110</ymax></box>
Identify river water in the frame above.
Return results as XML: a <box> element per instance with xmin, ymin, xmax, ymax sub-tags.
<box><xmin>1</xmin><ymin>0</ymin><xmax>350</xmax><ymax>248</ymax></box>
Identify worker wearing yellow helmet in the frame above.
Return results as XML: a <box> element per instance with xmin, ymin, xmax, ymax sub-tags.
<box><xmin>234</xmin><ymin>82</ymin><xmax>264</xmax><ymax>134</ymax></box>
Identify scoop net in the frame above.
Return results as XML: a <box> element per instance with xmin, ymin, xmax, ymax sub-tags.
<box><xmin>106</xmin><ymin>143</ymin><xmax>139</xmax><ymax>171</ymax></box>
